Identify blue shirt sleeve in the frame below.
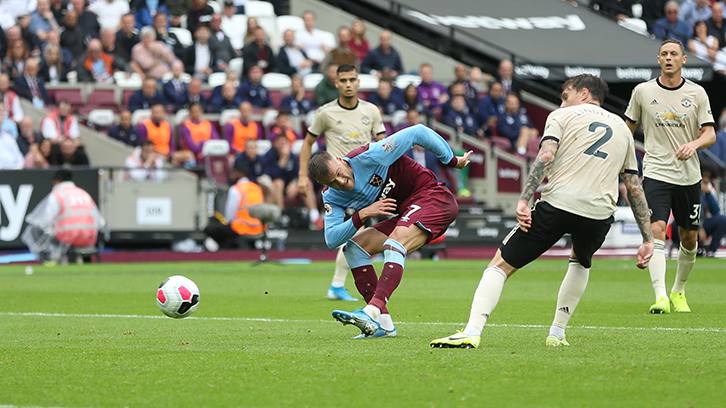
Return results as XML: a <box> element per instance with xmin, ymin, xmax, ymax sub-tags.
<box><xmin>323</xmin><ymin>197</ymin><xmax>359</xmax><ymax>248</ymax></box>
<box><xmin>365</xmin><ymin>124</ymin><xmax>454</xmax><ymax>167</ymax></box>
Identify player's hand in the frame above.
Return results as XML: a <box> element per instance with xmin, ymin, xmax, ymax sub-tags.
<box><xmin>297</xmin><ymin>176</ymin><xmax>310</xmax><ymax>197</ymax></box>
<box><xmin>516</xmin><ymin>200</ymin><xmax>532</xmax><ymax>232</ymax></box>
<box><xmin>454</xmin><ymin>150</ymin><xmax>473</xmax><ymax>169</ymax></box>
<box><xmin>676</xmin><ymin>143</ymin><xmax>697</xmax><ymax>161</ymax></box>
<box><xmin>636</xmin><ymin>241</ymin><xmax>654</xmax><ymax>269</ymax></box>
<box><xmin>361</xmin><ymin>198</ymin><xmax>397</xmax><ymax>220</ymax></box>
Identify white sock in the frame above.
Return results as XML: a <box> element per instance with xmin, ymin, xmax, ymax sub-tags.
<box><xmin>673</xmin><ymin>243</ymin><xmax>697</xmax><ymax>293</ymax></box>
<box><xmin>310</xmin><ymin>209</ymin><xmax>320</xmax><ymax>222</ymax></box>
<box><xmin>649</xmin><ymin>239</ymin><xmax>668</xmax><ymax>300</ymax></box>
<box><xmin>550</xmin><ymin>261</ymin><xmax>589</xmax><ymax>340</ymax></box>
<box><xmin>462</xmin><ymin>266</ymin><xmax>508</xmax><ymax>336</ymax></box>
<box><xmin>331</xmin><ymin>247</ymin><xmax>350</xmax><ymax>287</ymax></box>
<box><xmin>331</xmin><ymin>279</ymin><xmax>345</xmax><ymax>288</ymax></box>
<box><xmin>363</xmin><ymin>305</ymin><xmax>381</xmax><ymax>321</ymax></box>
<box><xmin>379</xmin><ymin>314</ymin><xmax>394</xmax><ymax>331</ymax></box>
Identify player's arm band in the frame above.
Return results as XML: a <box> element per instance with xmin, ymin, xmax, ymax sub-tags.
<box><xmin>444</xmin><ymin>156</ymin><xmax>459</xmax><ymax>168</ymax></box>
<box><xmin>351</xmin><ymin>213</ymin><xmax>364</xmax><ymax>229</ymax></box>
<box><xmin>541</xmin><ymin>135</ymin><xmax>559</xmax><ymax>145</ymax></box>
<box><xmin>624</xmin><ymin>116</ymin><xmax>637</xmax><ymax>124</ymax></box>
<box><xmin>623</xmin><ymin>169</ymin><xmax>639</xmax><ymax>175</ymax></box>
<box><xmin>700</xmin><ymin>122</ymin><xmax>716</xmax><ymax>128</ymax></box>
<box><xmin>307</xmin><ymin>131</ymin><xmax>319</xmax><ymax>138</ymax></box>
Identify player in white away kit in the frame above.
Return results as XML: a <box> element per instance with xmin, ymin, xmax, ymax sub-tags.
<box><xmin>624</xmin><ymin>39</ymin><xmax>716</xmax><ymax>314</ymax></box>
<box><xmin>297</xmin><ymin>63</ymin><xmax>386</xmax><ymax>302</ymax></box>
<box><xmin>431</xmin><ymin>74</ymin><xmax>654</xmax><ymax>349</ymax></box>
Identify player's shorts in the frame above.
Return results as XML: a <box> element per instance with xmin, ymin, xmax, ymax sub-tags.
<box><xmin>643</xmin><ymin>177</ymin><xmax>701</xmax><ymax>231</ymax></box>
<box><xmin>500</xmin><ymin>201</ymin><xmax>613</xmax><ymax>269</ymax></box>
<box><xmin>372</xmin><ymin>184</ymin><xmax>457</xmax><ymax>244</ymax></box>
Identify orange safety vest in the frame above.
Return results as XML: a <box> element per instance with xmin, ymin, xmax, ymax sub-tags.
<box><xmin>229</xmin><ymin>118</ymin><xmax>259</xmax><ymax>153</ymax></box>
<box><xmin>3</xmin><ymin>90</ymin><xmax>18</xmax><ymax>119</ymax></box>
<box><xmin>182</xmin><ymin>120</ymin><xmax>213</xmax><ymax>150</ymax></box>
<box><xmin>43</xmin><ymin>110</ymin><xmax>77</xmax><ymax>138</ymax></box>
<box><xmin>271</xmin><ymin>126</ymin><xmax>297</xmax><ymax>145</ymax></box>
<box><xmin>142</xmin><ymin>119</ymin><xmax>172</xmax><ymax>155</ymax></box>
<box><xmin>229</xmin><ymin>180</ymin><xmax>264</xmax><ymax>235</ymax></box>
<box><xmin>52</xmin><ymin>183</ymin><xmax>98</xmax><ymax>247</ymax></box>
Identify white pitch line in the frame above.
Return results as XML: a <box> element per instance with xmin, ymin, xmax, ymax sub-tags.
<box><xmin>1</xmin><ymin>312</ymin><xmax>724</xmax><ymax>333</ymax></box>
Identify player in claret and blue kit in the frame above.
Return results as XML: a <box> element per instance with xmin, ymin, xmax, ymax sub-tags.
<box><xmin>308</xmin><ymin>124</ymin><xmax>472</xmax><ymax>338</ymax></box>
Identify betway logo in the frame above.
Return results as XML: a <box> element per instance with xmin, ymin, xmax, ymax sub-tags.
<box><xmin>565</xmin><ymin>66</ymin><xmax>601</xmax><ymax>77</ymax></box>
<box><xmin>498</xmin><ymin>168</ymin><xmax>520</xmax><ymax>180</ymax></box>
<box><xmin>407</xmin><ymin>11</ymin><xmax>586</xmax><ymax>31</ymax></box>
<box><xmin>378</xmin><ymin>179</ymin><xmax>396</xmax><ymax>200</ymax></box>
<box><xmin>0</xmin><ymin>185</ymin><xmax>33</xmax><ymax>241</ymax></box>
<box><xmin>682</xmin><ymin>68</ymin><xmax>704</xmax><ymax>81</ymax></box>
<box><xmin>616</xmin><ymin>67</ymin><xmax>653</xmax><ymax>80</ymax></box>
<box><xmin>515</xmin><ymin>64</ymin><xmax>550</xmax><ymax>79</ymax></box>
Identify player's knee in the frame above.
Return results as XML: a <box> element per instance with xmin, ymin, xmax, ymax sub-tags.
<box><xmin>344</xmin><ymin>240</ymin><xmax>371</xmax><ymax>268</ymax></box>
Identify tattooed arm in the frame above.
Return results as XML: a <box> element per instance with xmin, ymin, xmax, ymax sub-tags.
<box><xmin>622</xmin><ymin>172</ymin><xmax>654</xmax><ymax>269</ymax></box>
<box><xmin>516</xmin><ymin>138</ymin><xmax>559</xmax><ymax>232</ymax></box>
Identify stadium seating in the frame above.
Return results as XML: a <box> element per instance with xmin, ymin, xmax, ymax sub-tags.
<box><xmin>261</xmin><ymin>73</ymin><xmax>292</xmax><ymax>90</ymax></box>
<box><xmin>208</xmin><ymin>72</ymin><xmax>227</xmax><ymax>87</ymax></box>
<box><xmin>161</xmin><ymin>72</ymin><xmax>193</xmax><ymax>84</ymax></box>
<box><xmin>358</xmin><ymin>74</ymin><xmax>379</xmax><ymax>91</ymax></box>
<box><xmin>219</xmin><ymin>109</ymin><xmax>241</xmax><ymax>126</ymax></box>
<box><xmin>245</xmin><ymin>1</ymin><xmax>275</xmax><ymax>18</ymax></box>
<box><xmin>303</xmin><ymin>73</ymin><xmax>324</xmax><ymax>90</ymax></box>
<box><xmin>276</xmin><ymin>15</ymin><xmax>304</xmax><ymax>34</ymax></box>
<box><xmin>256</xmin><ymin>139</ymin><xmax>272</xmax><ymax>155</ymax></box>
<box><xmin>87</xmin><ymin>109</ymin><xmax>116</xmax><ymax>130</ymax></box>
<box><xmin>395</xmin><ymin>74</ymin><xmax>422</xmax><ymax>89</ymax></box>
<box><xmin>228</xmin><ymin>58</ymin><xmax>244</xmax><ymax>75</ymax></box>
<box><xmin>169</xmin><ymin>27</ymin><xmax>193</xmax><ymax>47</ymax></box>
<box><xmin>131</xmin><ymin>109</ymin><xmax>151</xmax><ymax>126</ymax></box>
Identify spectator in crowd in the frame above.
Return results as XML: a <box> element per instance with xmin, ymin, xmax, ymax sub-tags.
<box><xmin>129</xmin><ymin>77</ymin><xmax>167</xmax><ymax>111</ymax></box>
<box><xmin>153</xmin><ymin>12</ymin><xmax>185</xmax><ymax>59</ymax></box>
<box><xmin>0</xmin><ymin>73</ymin><xmax>24</xmax><ymax>122</ymax></box>
<box><xmin>180</xmin><ymin>102</ymin><xmax>220</xmax><ymax>161</ymax></box>
<box><xmin>449</xmin><ymin>63</ymin><xmax>478</xmax><ymax>107</ymax></box>
<box><xmin>689</xmin><ymin>20</ymin><xmax>726</xmax><ymax>72</ymax></box>
<box><xmin>186</xmin><ymin>0</ymin><xmax>214</xmax><ymax>35</ymax></box>
<box><xmin>60</xmin><ymin>10</ymin><xmax>88</xmax><ymax>60</ymax></box>
<box><xmin>262</xmin><ymin>133</ymin><xmax>321</xmax><ymax>228</ymax></box>
<box><xmin>100</xmin><ymin>28</ymin><xmax>124</xmax><ymax>61</ymax></box>
<box><xmin>294</xmin><ymin>10</ymin><xmax>329</xmax><ymax>69</ymax></box>
<box><xmin>162</xmin><ymin>60</ymin><xmax>188</xmax><ymax>109</ymax></box>
<box><xmin>203</xmin><ymin>161</ymin><xmax>264</xmax><ymax>249</ymax></box>
<box><xmin>0</xmin><ymin>9</ymin><xmax>15</xmax><ymax>32</ymax></box>
<box><xmin>477</xmin><ymin>80</ymin><xmax>506</xmax><ymax>136</ymax></box>
<box><xmin>225</xmin><ymin>101</ymin><xmax>262</xmax><ymax>156</ymax></box>
<box><xmin>243</xmin><ymin>16</ymin><xmax>259</xmax><ymax>45</ymax></box>
<box><xmin>417</xmin><ymin>63</ymin><xmax>448</xmax><ymax>111</ymax></box>
<box><xmin>496</xmin><ymin>59</ymin><xmax>522</xmax><ymax>96</ymax></box>
<box><xmin>397</xmin><ymin>108</ymin><xmax>420</xmax><ymax>131</ymax></box>
<box><xmin>209</xmin><ymin>13</ymin><xmax>237</xmax><ymax>64</ymax></box>
<box><xmin>30</xmin><ymin>0</ymin><xmax>61</xmax><ymax>43</ymax></box>
<box><xmin>234</xmin><ymin>138</ymin><xmax>265</xmax><ymax>183</ymax></box>
<box><xmin>321</xmin><ymin>26</ymin><xmax>357</xmax><ymax>71</ymax></box>
<box><xmin>402</xmin><ymin>83</ymin><xmax>424</xmax><ymax>113</ymax></box>
<box><xmin>71</xmin><ymin>0</ymin><xmax>101</xmax><ymax>40</ymax></box>
<box><xmin>125</xmin><ymin>139</ymin><xmax>167</xmax><ymax>182</ymax></box>
<box><xmin>77</xmin><ymin>38</ymin><xmax>130</xmax><ymax>83</ymax></box>
<box><xmin>361</xmin><ymin>30</ymin><xmax>403</xmax><ymax>79</ymax></box>
<box><xmin>277</xmin><ymin>29</ymin><xmax>313</xmax><ymax>77</ymax></box>
<box><xmin>40</xmin><ymin>43</ymin><xmax>71</xmax><ymax>84</ymax></box>
<box><xmin>183</xmin><ymin>77</ymin><xmax>208</xmax><ymax>110</ymax></box>
<box><xmin>270</xmin><ymin>111</ymin><xmax>300</xmax><ymax>145</ymax></box>
<box><xmin>59</xmin><ymin>137</ymin><xmax>90</xmax><ymax>166</ymax></box>
<box><xmin>468</xmin><ymin>66</ymin><xmax>489</xmax><ymax>93</ymax></box>
<box><xmin>221</xmin><ymin>0</ymin><xmax>245</xmax><ymax>52</ymax></box>
<box><xmin>706</xmin><ymin>108</ymin><xmax>726</xmax><ymax>164</ymax></box>
<box><xmin>237</xmin><ymin>65</ymin><xmax>272</xmax><ymax>109</ymax></box>
<box><xmin>24</xmin><ymin>138</ymin><xmax>59</xmax><ymax>169</ymax></box>
<box><xmin>17</xmin><ymin>12</ymin><xmax>43</xmax><ymax>56</ymax></box>
<box><xmin>242</xmin><ymin>26</ymin><xmax>275</xmax><ymax>76</ymax></box>
<box><xmin>132</xmin><ymin>0</ymin><xmax>170</xmax><ymax>30</ymax></box>
<box><xmin>41</xmin><ymin>100</ymin><xmax>81</xmax><ymax>143</ymax></box>
<box><xmin>368</xmin><ymin>78</ymin><xmax>404</xmax><ymax>115</ymax></box>
<box><xmin>279</xmin><ymin>75</ymin><xmax>314</xmax><ymax>115</ymax></box>
<box><xmin>592</xmin><ymin>0</ymin><xmax>634</xmax><ymax>20</ymax></box>
<box><xmin>183</xmin><ymin>25</ymin><xmax>222</xmax><ymax>80</ymax></box>
<box><xmin>16</xmin><ymin>116</ymin><xmax>43</xmax><ymax>156</ymax></box>
<box><xmin>166</xmin><ymin>0</ymin><xmax>191</xmax><ymax>26</ymax></box>
<box><xmin>441</xmin><ymin>82</ymin><xmax>473</xmax><ymax>118</ymax></box>
<box><xmin>50</xmin><ymin>0</ymin><xmax>67</xmax><ymax>24</ymax></box>
<box><xmin>405</xmin><ymin>143</ymin><xmax>440</xmax><ymax>181</ymax></box>
<box><xmin>137</xmin><ymin>102</ymin><xmax>195</xmax><ymax>166</ymax></box>
<box><xmin>209</xmin><ymin>67</ymin><xmax>237</xmax><ymax>102</ymax></box>
<box><xmin>642</xmin><ymin>0</ymin><xmax>668</xmax><ymax>30</ymax></box>
<box><xmin>210</xmin><ymin>80</ymin><xmax>241</xmax><ymax>113</ymax></box>
<box><xmin>497</xmin><ymin>92</ymin><xmax>538</xmax><ymax>155</ymax></box>
<box><xmin>0</xmin><ymin>100</ymin><xmax>22</xmax><ymax>169</ymax></box>
<box><xmin>90</xmin><ymin>0</ymin><xmax>130</xmax><ymax>30</ymax></box>
<box><xmin>108</xmin><ymin>109</ymin><xmax>140</xmax><ymax>146</ymax></box>
<box><xmin>443</xmin><ymin>94</ymin><xmax>479</xmax><ymax>136</ymax></box>
<box><xmin>314</xmin><ymin>62</ymin><xmax>339</xmax><ymax>106</ymax></box>
<box><xmin>2</xmin><ymin>39</ymin><xmax>30</xmax><ymax>79</ymax></box>
<box><xmin>680</xmin><ymin>0</ymin><xmax>712</xmax><ymax>28</ymax></box>
<box><xmin>652</xmin><ymin>1</ymin><xmax>693</xmax><ymax>45</ymax></box>
<box><xmin>349</xmin><ymin>18</ymin><xmax>369</xmax><ymax>64</ymax></box>
<box><xmin>115</xmin><ymin>13</ymin><xmax>140</xmax><ymax>63</ymax></box>
<box><xmin>14</xmin><ymin>57</ymin><xmax>52</xmax><ymax>108</ymax></box>
<box><xmin>132</xmin><ymin>26</ymin><xmax>175</xmax><ymax>80</ymax></box>
<box><xmin>708</xmin><ymin>3</ymin><xmax>726</xmax><ymax>47</ymax></box>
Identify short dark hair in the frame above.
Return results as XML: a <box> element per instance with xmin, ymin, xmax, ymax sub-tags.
<box><xmin>308</xmin><ymin>151</ymin><xmax>334</xmax><ymax>183</ymax></box>
<box><xmin>53</xmin><ymin>169</ymin><xmax>73</xmax><ymax>183</ymax></box>
<box><xmin>337</xmin><ymin>64</ymin><xmax>357</xmax><ymax>75</ymax></box>
<box><xmin>660</xmin><ymin>38</ymin><xmax>685</xmax><ymax>55</ymax></box>
<box><xmin>140</xmin><ymin>140</ymin><xmax>155</xmax><ymax>147</ymax></box>
<box><xmin>560</xmin><ymin>74</ymin><xmax>609</xmax><ymax>103</ymax></box>
<box><xmin>232</xmin><ymin>161</ymin><xmax>248</xmax><ymax>175</ymax></box>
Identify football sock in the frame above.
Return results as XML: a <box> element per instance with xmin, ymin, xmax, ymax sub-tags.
<box><xmin>463</xmin><ymin>266</ymin><xmax>507</xmax><ymax>336</ymax></box>
<box><xmin>672</xmin><ymin>243</ymin><xmax>696</xmax><ymax>293</ymax></box>
<box><xmin>369</xmin><ymin>239</ymin><xmax>406</xmax><ymax>311</ymax></box>
<box><xmin>550</xmin><ymin>260</ymin><xmax>589</xmax><ymax>340</ymax></box>
<box><xmin>379</xmin><ymin>313</ymin><xmax>394</xmax><ymax>331</ymax></box>
<box><xmin>649</xmin><ymin>239</ymin><xmax>668</xmax><ymax>300</ymax></box>
<box><xmin>363</xmin><ymin>305</ymin><xmax>381</xmax><ymax>321</ymax></box>
<box><xmin>331</xmin><ymin>246</ymin><xmax>351</xmax><ymax>287</ymax></box>
<box><xmin>310</xmin><ymin>209</ymin><xmax>320</xmax><ymax>222</ymax></box>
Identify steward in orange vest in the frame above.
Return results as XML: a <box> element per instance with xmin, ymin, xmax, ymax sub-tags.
<box><xmin>180</xmin><ymin>103</ymin><xmax>219</xmax><ymax>160</ymax></box>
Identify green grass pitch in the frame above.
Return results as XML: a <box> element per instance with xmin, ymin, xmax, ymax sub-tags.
<box><xmin>1</xmin><ymin>258</ymin><xmax>725</xmax><ymax>408</ymax></box>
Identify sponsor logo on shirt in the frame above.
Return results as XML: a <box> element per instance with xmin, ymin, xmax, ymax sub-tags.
<box><xmin>654</xmin><ymin>110</ymin><xmax>687</xmax><ymax>128</ymax></box>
